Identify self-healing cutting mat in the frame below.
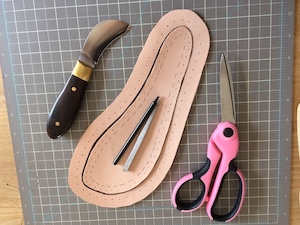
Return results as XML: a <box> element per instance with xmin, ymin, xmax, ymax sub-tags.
<box><xmin>0</xmin><ymin>1</ymin><xmax>294</xmax><ymax>225</ymax></box>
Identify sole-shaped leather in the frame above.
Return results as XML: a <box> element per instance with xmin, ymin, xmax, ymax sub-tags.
<box><xmin>68</xmin><ymin>9</ymin><xmax>210</xmax><ymax>208</ymax></box>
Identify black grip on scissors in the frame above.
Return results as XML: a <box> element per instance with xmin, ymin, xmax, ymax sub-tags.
<box><xmin>210</xmin><ymin>160</ymin><xmax>244</xmax><ymax>222</ymax></box>
<box><xmin>175</xmin><ymin>158</ymin><xmax>211</xmax><ymax>211</ymax></box>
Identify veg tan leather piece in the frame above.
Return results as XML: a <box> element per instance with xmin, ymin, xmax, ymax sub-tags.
<box><xmin>68</xmin><ymin>9</ymin><xmax>210</xmax><ymax>208</ymax></box>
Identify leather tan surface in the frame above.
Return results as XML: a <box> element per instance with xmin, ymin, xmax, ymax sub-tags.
<box><xmin>68</xmin><ymin>9</ymin><xmax>210</xmax><ymax>208</ymax></box>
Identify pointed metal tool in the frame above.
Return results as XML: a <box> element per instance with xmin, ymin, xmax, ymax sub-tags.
<box><xmin>123</xmin><ymin>100</ymin><xmax>158</xmax><ymax>171</ymax></box>
<box><xmin>112</xmin><ymin>97</ymin><xmax>159</xmax><ymax>165</ymax></box>
<box><xmin>47</xmin><ymin>20</ymin><xmax>130</xmax><ymax>139</ymax></box>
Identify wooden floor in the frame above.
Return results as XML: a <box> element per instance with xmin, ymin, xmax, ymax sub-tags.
<box><xmin>1</xmin><ymin>3</ymin><xmax>300</xmax><ymax>225</ymax></box>
<box><xmin>0</xmin><ymin>68</ymin><xmax>24</xmax><ymax>224</ymax></box>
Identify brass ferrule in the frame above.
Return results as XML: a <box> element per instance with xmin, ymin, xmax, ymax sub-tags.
<box><xmin>72</xmin><ymin>61</ymin><xmax>93</xmax><ymax>82</ymax></box>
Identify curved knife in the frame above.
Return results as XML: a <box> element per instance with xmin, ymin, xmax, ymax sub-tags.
<box><xmin>47</xmin><ymin>20</ymin><xmax>130</xmax><ymax>139</ymax></box>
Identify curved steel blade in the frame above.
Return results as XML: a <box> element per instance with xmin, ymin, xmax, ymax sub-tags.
<box><xmin>220</xmin><ymin>53</ymin><xmax>236</xmax><ymax>124</ymax></box>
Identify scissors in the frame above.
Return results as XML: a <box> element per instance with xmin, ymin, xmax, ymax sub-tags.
<box><xmin>172</xmin><ymin>53</ymin><xmax>245</xmax><ymax>222</ymax></box>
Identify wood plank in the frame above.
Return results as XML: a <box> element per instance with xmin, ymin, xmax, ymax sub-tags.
<box><xmin>0</xmin><ymin>68</ymin><xmax>23</xmax><ymax>225</ymax></box>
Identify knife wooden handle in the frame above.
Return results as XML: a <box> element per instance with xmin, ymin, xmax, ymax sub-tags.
<box><xmin>47</xmin><ymin>74</ymin><xmax>88</xmax><ymax>139</ymax></box>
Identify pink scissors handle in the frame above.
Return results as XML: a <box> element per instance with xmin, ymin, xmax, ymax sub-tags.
<box><xmin>207</xmin><ymin>162</ymin><xmax>245</xmax><ymax>222</ymax></box>
<box><xmin>172</xmin><ymin>122</ymin><xmax>245</xmax><ymax>222</ymax></box>
<box><xmin>206</xmin><ymin>122</ymin><xmax>245</xmax><ymax>222</ymax></box>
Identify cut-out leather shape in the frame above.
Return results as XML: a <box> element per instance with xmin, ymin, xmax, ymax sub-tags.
<box><xmin>68</xmin><ymin>9</ymin><xmax>210</xmax><ymax>208</ymax></box>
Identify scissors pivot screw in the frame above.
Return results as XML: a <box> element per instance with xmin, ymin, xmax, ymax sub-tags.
<box><xmin>223</xmin><ymin>127</ymin><xmax>234</xmax><ymax>137</ymax></box>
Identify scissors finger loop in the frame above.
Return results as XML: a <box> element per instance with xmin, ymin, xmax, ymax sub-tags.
<box><xmin>173</xmin><ymin>158</ymin><xmax>211</xmax><ymax>212</ymax></box>
<box><xmin>209</xmin><ymin>161</ymin><xmax>245</xmax><ymax>222</ymax></box>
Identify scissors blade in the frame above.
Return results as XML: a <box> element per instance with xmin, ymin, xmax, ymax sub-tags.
<box><xmin>220</xmin><ymin>53</ymin><xmax>236</xmax><ymax>124</ymax></box>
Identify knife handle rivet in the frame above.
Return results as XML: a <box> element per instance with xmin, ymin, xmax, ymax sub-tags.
<box><xmin>71</xmin><ymin>86</ymin><xmax>77</xmax><ymax>92</ymax></box>
<box><xmin>55</xmin><ymin>121</ymin><xmax>61</xmax><ymax>127</ymax></box>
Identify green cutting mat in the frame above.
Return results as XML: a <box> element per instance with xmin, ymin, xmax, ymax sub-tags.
<box><xmin>0</xmin><ymin>0</ymin><xmax>294</xmax><ymax>224</ymax></box>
